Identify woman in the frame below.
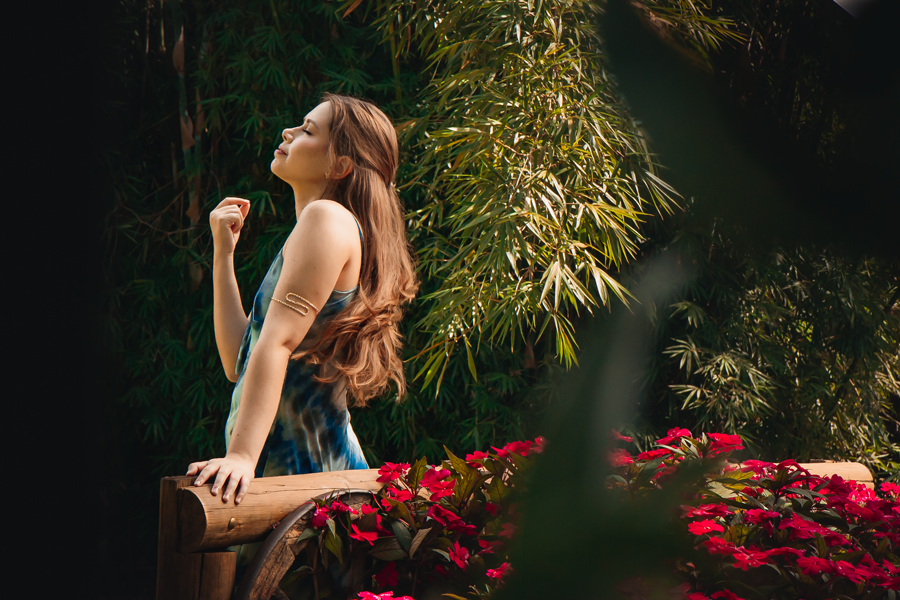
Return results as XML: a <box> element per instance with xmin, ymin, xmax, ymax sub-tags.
<box><xmin>186</xmin><ymin>94</ymin><xmax>418</xmax><ymax>507</ymax></box>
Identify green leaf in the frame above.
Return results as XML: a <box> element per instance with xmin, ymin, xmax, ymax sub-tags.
<box><xmin>486</xmin><ymin>475</ymin><xmax>511</xmax><ymax>506</ymax></box>
<box><xmin>406</xmin><ymin>456</ymin><xmax>428</xmax><ymax>489</ymax></box>
<box><xmin>464</xmin><ymin>336</ymin><xmax>478</xmax><ymax>381</ymax></box>
<box><xmin>295</xmin><ymin>528</ymin><xmax>319</xmax><ymax>544</ymax></box>
<box><xmin>323</xmin><ymin>529</ymin><xmax>344</xmax><ymax>565</ymax></box>
<box><xmin>386</xmin><ymin>498</ymin><xmax>416</xmax><ymax>526</ymax></box>
<box><xmin>444</xmin><ymin>445</ymin><xmax>478</xmax><ymax>479</ymax></box>
<box><xmin>409</xmin><ymin>527</ymin><xmax>432</xmax><ymax>558</ymax></box>
<box><xmin>369</xmin><ymin>537</ymin><xmax>407</xmax><ymax>561</ymax></box>
<box><xmin>432</xmin><ymin>548</ymin><xmax>450</xmax><ymax>561</ymax></box>
<box><xmin>391</xmin><ymin>519</ymin><xmax>412</xmax><ymax>552</ymax></box>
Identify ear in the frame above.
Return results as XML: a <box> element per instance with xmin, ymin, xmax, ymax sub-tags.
<box><xmin>333</xmin><ymin>155</ymin><xmax>354</xmax><ymax>180</ymax></box>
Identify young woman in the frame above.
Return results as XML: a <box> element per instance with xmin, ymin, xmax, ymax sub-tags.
<box><xmin>186</xmin><ymin>94</ymin><xmax>418</xmax><ymax>507</ymax></box>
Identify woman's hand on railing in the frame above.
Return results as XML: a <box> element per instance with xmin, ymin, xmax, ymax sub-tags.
<box><xmin>186</xmin><ymin>455</ymin><xmax>256</xmax><ymax>505</ymax></box>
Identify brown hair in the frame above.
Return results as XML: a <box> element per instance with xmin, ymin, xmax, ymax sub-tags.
<box><xmin>293</xmin><ymin>93</ymin><xmax>419</xmax><ymax>406</ymax></box>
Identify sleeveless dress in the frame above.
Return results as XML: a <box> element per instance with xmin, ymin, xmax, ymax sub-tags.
<box><xmin>224</xmin><ymin>217</ymin><xmax>370</xmax><ymax>477</ymax></box>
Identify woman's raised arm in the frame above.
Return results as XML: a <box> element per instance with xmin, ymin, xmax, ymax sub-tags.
<box><xmin>210</xmin><ymin>197</ymin><xmax>252</xmax><ymax>382</ymax></box>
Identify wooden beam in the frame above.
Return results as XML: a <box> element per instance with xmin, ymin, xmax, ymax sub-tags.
<box><xmin>798</xmin><ymin>461</ymin><xmax>874</xmax><ymax>490</ymax></box>
<box><xmin>179</xmin><ymin>469</ymin><xmax>385</xmax><ymax>553</ymax></box>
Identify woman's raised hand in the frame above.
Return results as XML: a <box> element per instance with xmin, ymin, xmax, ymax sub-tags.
<box><xmin>210</xmin><ymin>197</ymin><xmax>251</xmax><ymax>254</ymax></box>
<box><xmin>186</xmin><ymin>455</ymin><xmax>256</xmax><ymax>505</ymax></box>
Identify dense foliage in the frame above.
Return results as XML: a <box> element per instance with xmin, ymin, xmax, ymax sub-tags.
<box><xmin>98</xmin><ymin>0</ymin><xmax>899</xmax><ymax>594</ymax></box>
<box><xmin>262</xmin><ymin>433</ymin><xmax>899</xmax><ymax>599</ymax></box>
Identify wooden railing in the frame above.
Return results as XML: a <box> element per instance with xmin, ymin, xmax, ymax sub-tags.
<box><xmin>156</xmin><ymin>469</ymin><xmax>384</xmax><ymax>600</ymax></box>
<box><xmin>156</xmin><ymin>461</ymin><xmax>874</xmax><ymax>600</ymax></box>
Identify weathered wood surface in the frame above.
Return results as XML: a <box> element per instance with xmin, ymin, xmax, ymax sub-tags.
<box><xmin>198</xmin><ymin>552</ymin><xmax>237</xmax><ymax>600</ymax></box>
<box><xmin>158</xmin><ymin>476</ymin><xmax>203</xmax><ymax>600</ymax></box>
<box><xmin>179</xmin><ymin>469</ymin><xmax>385</xmax><ymax>553</ymax></box>
<box><xmin>158</xmin><ymin>477</ymin><xmax>236</xmax><ymax>600</ymax></box>
<box><xmin>798</xmin><ymin>461</ymin><xmax>874</xmax><ymax>489</ymax></box>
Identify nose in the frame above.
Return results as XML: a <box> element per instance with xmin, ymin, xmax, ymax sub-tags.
<box><xmin>282</xmin><ymin>129</ymin><xmax>293</xmax><ymax>142</ymax></box>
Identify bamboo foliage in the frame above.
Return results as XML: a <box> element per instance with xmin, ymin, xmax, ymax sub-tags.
<box><xmin>374</xmin><ymin>0</ymin><xmax>697</xmax><ymax>389</ymax></box>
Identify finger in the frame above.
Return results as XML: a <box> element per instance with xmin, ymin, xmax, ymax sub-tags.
<box><xmin>210</xmin><ymin>468</ymin><xmax>232</xmax><ymax>497</ymax></box>
<box><xmin>186</xmin><ymin>461</ymin><xmax>209</xmax><ymax>476</ymax></box>
<box><xmin>235</xmin><ymin>476</ymin><xmax>251</xmax><ymax>505</ymax></box>
<box><xmin>195</xmin><ymin>463</ymin><xmax>219</xmax><ymax>487</ymax></box>
<box><xmin>222</xmin><ymin>472</ymin><xmax>241</xmax><ymax>503</ymax></box>
<box><xmin>239</xmin><ymin>201</ymin><xmax>251</xmax><ymax>219</ymax></box>
<box><xmin>220</xmin><ymin>197</ymin><xmax>251</xmax><ymax>208</ymax></box>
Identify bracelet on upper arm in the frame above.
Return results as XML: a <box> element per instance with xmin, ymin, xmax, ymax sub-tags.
<box><xmin>269</xmin><ymin>293</ymin><xmax>320</xmax><ymax>316</ymax></box>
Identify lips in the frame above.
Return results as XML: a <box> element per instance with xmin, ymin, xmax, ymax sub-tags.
<box><xmin>275</xmin><ymin>146</ymin><xmax>287</xmax><ymax>155</ymax></box>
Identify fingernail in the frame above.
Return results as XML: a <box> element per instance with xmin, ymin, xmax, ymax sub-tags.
<box><xmin>235</xmin><ymin>499</ymin><xmax>241</xmax><ymax>505</ymax></box>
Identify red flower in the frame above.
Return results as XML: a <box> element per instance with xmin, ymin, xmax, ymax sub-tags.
<box><xmin>881</xmin><ymin>482</ymin><xmax>900</xmax><ymax>497</ymax></box>
<box><xmin>686</xmin><ymin>595</ymin><xmax>710</xmax><ymax>600</ymax></box>
<box><xmin>505</xmin><ymin>441</ymin><xmax>533</xmax><ymax>456</ymax></box>
<box><xmin>484</xmin><ymin>502</ymin><xmax>500</xmax><ymax>516</ymax></box>
<box><xmin>330</xmin><ymin>500</ymin><xmax>357</xmax><ymax>515</ymax></box>
<box><xmin>499</xmin><ymin>522</ymin><xmax>517</xmax><ymax>538</ymax></box>
<box><xmin>708</xmin><ymin>433</ymin><xmax>743</xmax><ymax>450</ymax></box>
<box><xmin>702</xmin><ymin>537</ymin><xmax>737</xmax><ymax>556</ymax></box>
<box><xmin>688</xmin><ymin>519</ymin><xmax>725</xmax><ymax>535</ymax></box>
<box><xmin>656</xmin><ymin>427</ymin><xmax>692</xmax><ymax>445</ymax></box>
<box><xmin>311</xmin><ymin>507</ymin><xmax>329</xmax><ymax>528</ymax></box>
<box><xmin>466</xmin><ymin>450</ymin><xmax>490</xmax><ymax>461</ymax></box>
<box><xmin>386</xmin><ymin>487</ymin><xmax>414</xmax><ymax>502</ymax></box>
<box><xmin>637</xmin><ymin>448</ymin><xmax>672</xmax><ymax>461</ymax></box>
<box><xmin>427</xmin><ymin>505</ymin><xmax>477</xmax><ymax>535</ymax></box>
<box><xmin>486</xmin><ymin>562</ymin><xmax>511</xmax><ymax>579</ymax></box>
<box><xmin>796</xmin><ymin>556</ymin><xmax>834</xmax><ymax>576</ymax></box>
<box><xmin>491</xmin><ymin>445</ymin><xmax>510</xmax><ymax>458</ymax></box>
<box><xmin>763</xmin><ymin>547</ymin><xmax>804</xmax><ymax>560</ymax></box>
<box><xmin>376</xmin><ymin>462</ymin><xmax>411</xmax><ymax>483</ymax></box>
<box><xmin>477</xmin><ymin>539</ymin><xmax>494</xmax><ymax>554</ymax></box>
<box><xmin>532</xmin><ymin>436</ymin><xmax>546</xmax><ymax>454</ymax></box>
<box><xmin>449</xmin><ymin>541</ymin><xmax>470</xmax><ymax>569</ymax></box>
<box><xmin>610</xmin><ymin>429</ymin><xmax>633</xmax><ymax>443</ymax></box>
<box><xmin>608</xmin><ymin>448</ymin><xmax>634</xmax><ymax>467</ymax></box>
<box><xmin>350</xmin><ymin>524</ymin><xmax>378</xmax><ymax>545</ymax></box>
<box><xmin>740</xmin><ymin>460</ymin><xmax>775</xmax><ymax>475</ymax></box>
<box><xmin>731</xmin><ymin>548</ymin><xmax>769</xmax><ymax>570</ymax></box>
<box><xmin>373</xmin><ymin>561</ymin><xmax>399</xmax><ymax>587</ymax></box>
<box><xmin>710</xmin><ymin>591</ymin><xmax>744</xmax><ymax>600</ymax></box>
<box><xmin>681</xmin><ymin>504</ymin><xmax>733</xmax><ymax>518</ymax></box>
<box><xmin>743</xmin><ymin>509</ymin><xmax>780</xmax><ymax>525</ymax></box>
<box><xmin>358</xmin><ymin>593</ymin><xmax>414</xmax><ymax>600</ymax></box>
<box><xmin>426</xmin><ymin>479</ymin><xmax>456</xmax><ymax>500</ymax></box>
<box><xmin>778</xmin><ymin>513</ymin><xmax>835</xmax><ymax>540</ymax></box>
<box><xmin>833</xmin><ymin>560</ymin><xmax>870</xmax><ymax>584</ymax></box>
<box><xmin>421</xmin><ymin>467</ymin><xmax>451</xmax><ymax>487</ymax></box>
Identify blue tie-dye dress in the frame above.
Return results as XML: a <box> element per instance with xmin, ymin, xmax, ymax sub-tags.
<box><xmin>224</xmin><ymin>219</ymin><xmax>370</xmax><ymax>477</ymax></box>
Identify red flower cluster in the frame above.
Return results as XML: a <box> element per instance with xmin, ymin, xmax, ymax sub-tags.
<box><xmin>421</xmin><ymin>467</ymin><xmax>455</xmax><ymax>500</ymax></box>
<box><xmin>377</xmin><ymin>462</ymin><xmax>411</xmax><ymax>483</ymax></box>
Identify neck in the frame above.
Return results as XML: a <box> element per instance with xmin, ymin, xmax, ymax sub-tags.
<box><xmin>291</xmin><ymin>181</ymin><xmax>329</xmax><ymax>221</ymax></box>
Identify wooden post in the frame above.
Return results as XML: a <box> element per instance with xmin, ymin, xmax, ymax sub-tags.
<box><xmin>157</xmin><ymin>476</ymin><xmax>236</xmax><ymax>600</ymax></box>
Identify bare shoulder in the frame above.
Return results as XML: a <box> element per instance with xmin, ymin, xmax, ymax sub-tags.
<box><xmin>286</xmin><ymin>200</ymin><xmax>358</xmax><ymax>252</ymax></box>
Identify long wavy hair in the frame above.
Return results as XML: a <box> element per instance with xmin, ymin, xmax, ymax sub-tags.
<box><xmin>293</xmin><ymin>93</ymin><xmax>418</xmax><ymax>407</ymax></box>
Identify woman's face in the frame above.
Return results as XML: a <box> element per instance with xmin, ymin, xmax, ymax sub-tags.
<box><xmin>271</xmin><ymin>102</ymin><xmax>333</xmax><ymax>186</ymax></box>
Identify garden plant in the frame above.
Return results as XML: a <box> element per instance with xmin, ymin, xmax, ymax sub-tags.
<box><xmin>275</xmin><ymin>431</ymin><xmax>899</xmax><ymax>599</ymax></box>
